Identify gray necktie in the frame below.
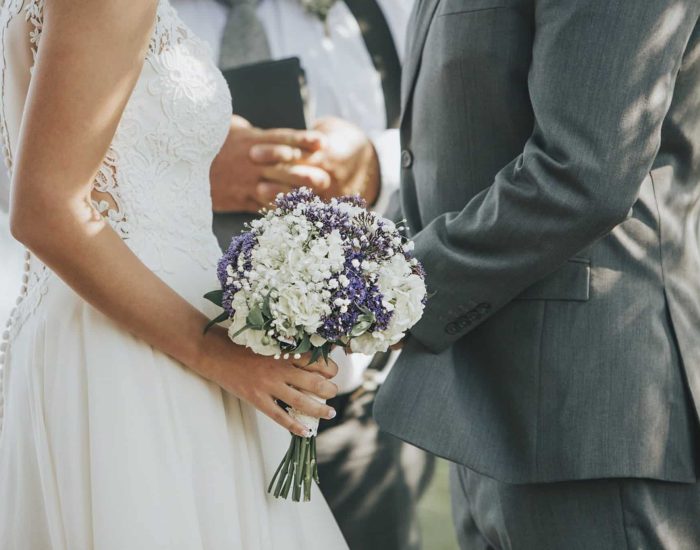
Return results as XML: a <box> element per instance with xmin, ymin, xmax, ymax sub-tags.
<box><xmin>218</xmin><ymin>0</ymin><xmax>272</xmax><ymax>70</ymax></box>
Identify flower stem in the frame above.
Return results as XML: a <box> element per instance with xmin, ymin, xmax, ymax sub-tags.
<box><xmin>293</xmin><ymin>437</ymin><xmax>309</xmax><ymax>501</ymax></box>
<box><xmin>281</xmin><ymin>436</ymin><xmax>300</xmax><ymax>498</ymax></box>
<box><xmin>311</xmin><ymin>436</ymin><xmax>320</xmax><ymax>484</ymax></box>
<box><xmin>268</xmin><ymin>437</ymin><xmax>293</xmax><ymax>494</ymax></box>
<box><xmin>268</xmin><ymin>434</ymin><xmax>320</xmax><ymax>502</ymax></box>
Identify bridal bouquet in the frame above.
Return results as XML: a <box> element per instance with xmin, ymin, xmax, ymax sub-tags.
<box><xmin>205</xmin><ymin>187</ymin><xmax>426</xmax><ymax>502</ymax></box>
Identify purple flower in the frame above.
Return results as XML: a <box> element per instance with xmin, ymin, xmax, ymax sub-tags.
<box><xmin>217</xmin><ymin>232</ymin><xmax>257</xmax><ymax>316</ymax></box>
<box><xmin>273</xmin><ymin>187</ymin><xmax>317</xmax><ymax>213</ymax></box>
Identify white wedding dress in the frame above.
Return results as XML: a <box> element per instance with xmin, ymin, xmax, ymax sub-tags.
<box><xmin>0</xmin><ymin>1</ymin><xmax>347</xmax><ymax>548</ymax></box>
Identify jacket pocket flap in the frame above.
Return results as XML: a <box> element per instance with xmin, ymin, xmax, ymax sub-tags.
<box><xmin>515</xmin><ymin>259</ymin><xmax>591</xmax><ymax>302</ymax></box>
<box><xmin>439</xmin><ymin>0</ymin><xmax>520</xmax><ymax>16</ymax></box>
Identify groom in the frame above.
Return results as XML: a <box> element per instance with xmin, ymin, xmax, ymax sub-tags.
<box><xmin>375</xmin><ymin>0</ymin><xmax>700</xmax><ymax>547</ymax></box>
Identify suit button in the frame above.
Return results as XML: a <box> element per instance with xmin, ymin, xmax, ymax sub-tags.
<box><xmin>445</xmin><ymin>321</ymin><xmax>461</xmax><ymax>335</ymax></box>
<box><xmin>401</xmin><ymin>149</ymin><xmax>413</xmax><ymax>169</ymax></box>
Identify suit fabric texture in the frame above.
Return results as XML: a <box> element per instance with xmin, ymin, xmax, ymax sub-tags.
<box><xmin>375</xmin><ymin>0</ymin><xmax>700</xmax><ymax>486</ymax></box>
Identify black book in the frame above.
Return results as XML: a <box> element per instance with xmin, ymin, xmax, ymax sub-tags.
<box><xmin>222</xmin><ymin>57</ymin><xmax>307</xmax><ymax>130</ymax></box>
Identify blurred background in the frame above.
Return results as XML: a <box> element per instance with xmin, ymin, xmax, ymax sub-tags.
<box><xmin>419</xmin><ymin>459</ymin><xmax>459</xmax><ymax>550</ymax></box>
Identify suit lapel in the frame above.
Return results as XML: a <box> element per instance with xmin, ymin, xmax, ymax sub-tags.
<box><xmin>400</xmin><ymin>0</ymin><xmax>441</xmax><ymax>123</ymax></box>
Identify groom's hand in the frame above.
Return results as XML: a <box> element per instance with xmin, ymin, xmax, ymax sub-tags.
<box><xmin>209</xmin><ymin>115</ymin><xmax>327</xmax><ymax>212</ymax></box>
<box><xmin>252</xmin><ymin>116</ymin><xmax>380</xmax><ymax>204</ymax></box>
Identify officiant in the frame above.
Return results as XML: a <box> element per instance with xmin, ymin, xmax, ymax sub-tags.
<box><xmin>171</xmin><ymin>0</ymin><xmax>434</xmax><ymax>548</ymax></box>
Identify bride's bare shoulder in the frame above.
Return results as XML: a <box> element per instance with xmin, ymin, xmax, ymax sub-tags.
<box><xmin>42</xmin><ymin>0</ymin><xmax>160</xmax><ymax>44</ymax></box>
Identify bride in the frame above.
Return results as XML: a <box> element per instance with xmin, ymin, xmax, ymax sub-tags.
<box><xmin>0</xmin><ymin>0</ymin><xmax>347</xmax><ymax>548</ymax></box>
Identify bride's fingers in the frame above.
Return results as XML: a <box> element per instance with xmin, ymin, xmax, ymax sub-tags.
<box><xmin>294</xmin><ymin>356</ymin><xmax>338</xmax><ymax>379</ymax></box>
<box><xmin>285</xmin><ymin>368</ymin><xmax>338</xmax><ymax>400</ymax></box>
<box><xmin>277</xmin><ymin>385</ymin><xmax>336</xmax><ymax>420</ymax></box>
<box><xmin>258</xmin><ymin>396</ymin><xmax>311</xmax><ymax>438</ymax></box>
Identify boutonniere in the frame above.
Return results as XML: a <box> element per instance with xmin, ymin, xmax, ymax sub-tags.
<box><xmin>300</xmin><ymin>0</ymin><xmax>338</xmax><ymax>23</ymax></box>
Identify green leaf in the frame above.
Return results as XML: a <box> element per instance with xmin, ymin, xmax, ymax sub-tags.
<box><xmin>247</xmin><ymin>307</ymin><xmax>265</xmax><ymax>329</ymax></box>
<box><xmin>321</xmin><ymin>343</ymin><xmax>331</xmax><ymax>364</ymax></box>
<box><xmin>203</xmin><ymin>311</ymin><xmax>229</xmax><ymax>334</ymax></box>
<box><xmin>307</xmin><ymin>347</ymin><xmax>322</xmax><ymax>366</ymax></box>
<box><xmin>262</xmin><ymin>293</ymin><xmax>272</xmax><ymax>319</ymax></box>
<box><xmin>294</xmin><ymin>334</ymin><xmax>312</xmax><ymax>354</ymax></box>
<box><xmin>350</xmin><ymin>320</ymin><xmax>372</xmax><ymax>337</ymax></box>
<box><xmin>231</xmin><ymin>323</ymin><xmax>252</xmax><ymax>338</ymax></box>
<box><xmin>203</xmin><ymin>290</ymin><xmax>224</xmax><ymax>307</ymax></box>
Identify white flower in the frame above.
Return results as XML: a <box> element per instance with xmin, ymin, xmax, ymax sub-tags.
<box><xmin>228</xmin><ymin>298</ymin><xmax>281</xmax><ymax>356</ymax></box>
<box><xmin>274</xmin><ymin>285</ymin><xmax>327</xmax><ymax>333</ymax></box>
<box><xmin>220</xmin><ymin>195</ymin><xmax>425</xmax><ymax>362</ymax></box>
<box><xmin>350</xmin><ymin>331</ymin><xmax>391</xmax><ymax>355</ymax></box>
<box><xmin>310</xmin><ymin>334</ymin><xmax>327</xmax><ymax>347</ymax></box>
<box><xmin>349</xmin><ymin>254</ymin><xmax>426</xmax><ymax>355</ymax></box>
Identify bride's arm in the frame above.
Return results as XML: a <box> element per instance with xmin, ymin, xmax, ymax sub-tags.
<box><xmin>9</xmin><ymin>0</ymin><xmax>337</xmax><ymax>435</ymax></box>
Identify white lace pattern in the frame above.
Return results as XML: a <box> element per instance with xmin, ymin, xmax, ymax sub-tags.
<box><xmin>0</xmin><ymin>0</ymin><xmax>233</xmax><ymax>430</ymax></box>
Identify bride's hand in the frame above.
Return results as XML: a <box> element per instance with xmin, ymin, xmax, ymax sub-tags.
<box><xmin>196</xmin><ymin>327</ymin><xmax>338</xmax><ymax>437</ymax></box>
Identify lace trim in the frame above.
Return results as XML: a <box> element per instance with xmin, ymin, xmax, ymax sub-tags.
<box><xmin>149</xmin><ymin>4</ymin><xmax>190</xmax><ymax>56</ymax></box>
<box><xmin>90</xmin><ymin>147</ymin><xmax>130</xmax><ymax>239</ymax></box>
<box><xmin>25</xmin><ymin>0</ymin><xmax>44</xmax><ymax>68</ymax></box>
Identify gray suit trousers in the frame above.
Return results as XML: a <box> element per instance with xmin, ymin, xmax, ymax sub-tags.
<box><xmin>451</xmin><ymin>464</ymin><xmax>700</xmax><ymax>550</ymax></box>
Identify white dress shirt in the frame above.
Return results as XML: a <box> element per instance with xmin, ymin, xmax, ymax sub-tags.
<box><xmin>172</xmin><ymin>0</ymin><xmax>412</xmax><ymax>393</ymax></box>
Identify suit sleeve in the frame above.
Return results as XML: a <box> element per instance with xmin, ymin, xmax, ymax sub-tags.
<box><xmin>409</xmin><ymin>0</ymin><xmax>699</xmax><ymax>353</ymax></box>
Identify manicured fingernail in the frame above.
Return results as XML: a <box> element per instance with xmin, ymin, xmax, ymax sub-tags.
<box><xmin>327</xmin><ymin>409</ymin><xmax>337</xmax><ymax>419</ymax></box>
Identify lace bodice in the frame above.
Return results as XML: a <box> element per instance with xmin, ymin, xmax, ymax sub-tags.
<box><xmin>0</xmin><ymin>0</ymin><xmax>233</xmax><ymax>424</ymax></box>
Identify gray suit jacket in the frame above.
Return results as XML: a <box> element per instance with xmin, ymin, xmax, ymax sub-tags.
<box><xmin>374</xmin><ymin>0</ymin><xmax>700</xmax><ymax>483</ymax></box>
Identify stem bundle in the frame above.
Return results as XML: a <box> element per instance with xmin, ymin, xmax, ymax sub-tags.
<box><xmin>268</xmin><ymin>434</ymin><xmax>320</xmax><ymax>502</ymax></box>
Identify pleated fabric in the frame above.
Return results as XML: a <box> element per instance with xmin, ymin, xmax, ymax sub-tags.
<box><xmin>0</xmin><ymin>268</ymin><xmax>346</xmax><ymax>550</ymax></box>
